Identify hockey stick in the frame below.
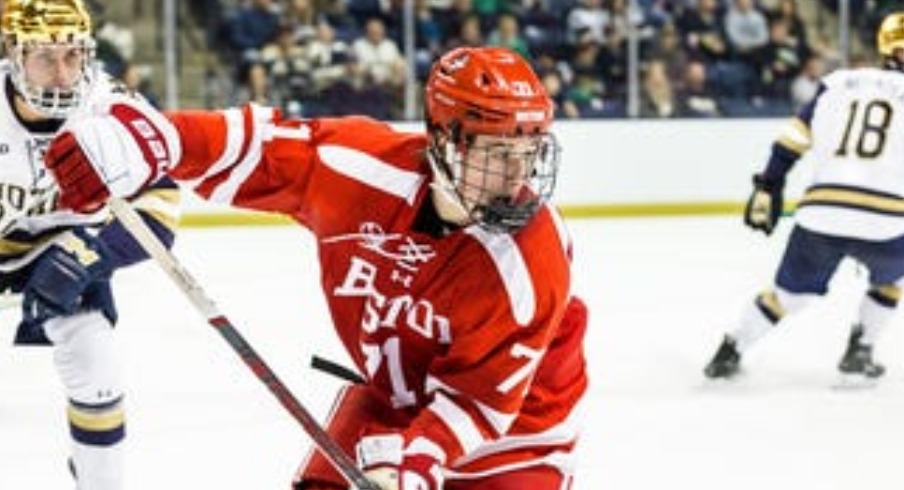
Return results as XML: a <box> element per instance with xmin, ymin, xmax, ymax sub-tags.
<box><xmin>311</xmin><ymin>355</ymin><xmax>366</xmax><ymax>384</ymax></box>
<box><xmin>108</xmin><ymin>198</ymin><xmax>380</xmax><ymax>490</ymax></box>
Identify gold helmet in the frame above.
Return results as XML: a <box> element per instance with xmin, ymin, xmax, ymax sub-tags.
<box><xmin>878</xmin><ymin>12</ymin><xmax>904</xmax><ymax>61</ymax></box>
<box><xmin>1</xmin><ymin>0</ymin><xmax>97</xmax><ymax>117</ymax></box>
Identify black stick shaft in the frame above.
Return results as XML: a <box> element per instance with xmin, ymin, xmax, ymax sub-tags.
<box><xmin>109</xmin><ymin>199</ymin><xmax>379</xmax><ymax>490</ymax></box>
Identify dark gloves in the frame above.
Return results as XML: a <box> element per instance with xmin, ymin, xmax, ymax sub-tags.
<box><xmin>22</xmin><ymin>227</ymin><xmax>116</xmax><ymax>326</ymax></box>
<box><xmin>744</xmin><ymin>173</ymin><xmax>784</xmax><ymax>235</ymax></box>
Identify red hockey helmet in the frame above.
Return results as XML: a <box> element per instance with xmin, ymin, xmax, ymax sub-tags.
<box><xmin>425</xmin><ymin>46</ymin><xmax>553</xmax><ymax>137</ymax></box>
<box><xmin>424</xmin><ymin>47</ymin><xmax>560</xmax><ymax>233</ymax></box>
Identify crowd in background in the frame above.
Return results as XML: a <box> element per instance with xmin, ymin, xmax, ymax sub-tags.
<box><xmin>95</xmin><ymin>0</ymin><xmax>901</xmax><ymax>120</ymax></box>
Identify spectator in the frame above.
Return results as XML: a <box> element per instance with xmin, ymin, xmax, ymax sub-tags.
<box><xmin>352</xmin><ymin>16</ymin><xmax>407</xmax><ymax>90</ymax></box>
<box><xmin>472</xmin><ymin>0</ymin><xmax>511</xmax><ymax>26</ymax></box>
<box><xmin>303</xmin><ymin>20</ymin><xmax>356</xmax><ymax>114</ymax></box>
<box><xmin>487</xmin><ymin>11</ymin><xmax>531</xmax><ymax>59</ymax></box>
<box><xmin>723</xmin><ymin>0</ymin><xmax>769</xmax><ymax>65</ymax></box>
<box><xmin>540</xmin><ymin>68</ymin><xmax>581</xmax><ymax>118</ymax></box>
<box><xmin>640</xmin><ymin>0</ymin><xmax>684</xmax><ymax>27</ymax></box>
<box><xmin>436</xmin><ymin>0</ymin><xmax>478</xmax><ymax>47</ymax></box>
<box><xmin>94</xmin><ymin>15</ymin><xmax>134</xmax><ymax>78</ymax></box>
<box><xmin>519</xmin><ymin>0</ymin><xmax>566</xmax><ymax>56</ymax></box>
<box><xmin>758</xmin><ymin>18</ymin><xmax>805</xmax><ymax>103</ymax></box>
<box><xmin>96</xmin><ymin>17</ymin><xmax>135</xmax><ymax>61</ymax></box>
<box><xmin>120</xmin><ymin>62</ymin><xmax>160</xmax><ymax>109</ymax></box>
<box><xmin>445</xmin><ymin>12</ymin><xmax>484</xmax><ymax>51</ymax></box>
<box><xmin>790</xmin><ymin>53</ymin><xmax>825</xmax><ymax>110</ymax></box>
<box><xmin>565</xmin><ymin>72</ymin><xmax>609</xmax><ymax>117</ymax></box>
<box><xmin>202</xmin><ymin>64</ymin><xmax>233</xmax><ymax>109</ymax></box>
<box><xmin>189</xmin><ymin>0</ymin><xmax>226</xmax><ymax>49</ymax></box>
<box><xmin>225</xmin><ymin>0</ymin><xmax>281</xmax><ymax>70</ymax></box>
<box><xmin>235</xmin><ymin>61</ymin><xmax>278</xmax><ymax>106</ymax></box>
<box><xmin>260</xmin><ymin>24</ymin><xmax>310</xmax><ymax>113</ymax></box>
<box><xmin>413</xmin><ymin>0</ymin><xmax>444</xmax><ymax>79</ymax></box>
<box><xmin>765</xmin><ymin>0</ymin><xmax>811</xmax><ymax>60</ymax></box>
<box><xmin>598</xmin><ymin>24</ymin><xmax>630</xmax><ymax>101</ymax></box>
<box><xmin>639</xmin><ymin>59</ymin><xmax>677</xmax><ymax>117</ymax></box>
<box><xmin>347</xmin><ymin>0</ymin><xmax>395</xmax><ymax>29</ymax></box>
<box><xmin>566</xmin><ymin>0</ymin><xmax>609</xmax><ymax>47</ymax></box>
<box><xmin>647</xmin><ymin>21</ymin><xmax>690</xmax><ymax>81</ymax></box>
<box><xmin>314</xmin><ymin>0</ymin><xmax>359</xmax><ymax>41</ymax></box>
<box><xmin>608</xmin><ymin>0</ymin><xmax>654</xmax><ymax>49</ymax></box>
<box><xmin>569</xmin><ymin>30</ymin><xmax>604</xmax><ymax>85</ymax></box>
<box><xmin>351</xmin><ymin>16</ymin><xmax>408</xmax><ymax>118</ymax></box>
<box><xmin>282</xmin><ymin>0</ymin><xmax>319</xmax><ymax>44</ymax></box>
<box><xmin>533</xmin><ymin>49</ymin><xmax>574</xmax><ymax>87</ymax></box>
<box><xmin>676</xmin><ymin>59</ymin><xmax>722</xmax><ymax>117</ymax></box>
<box><xmin>676</xmin><ymin>0</ymin><xmax>729</xmax><ymax>64</ymax></box>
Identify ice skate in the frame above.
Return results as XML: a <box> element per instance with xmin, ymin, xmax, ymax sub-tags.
<box><xmin>838</xmin><ymin>327</ymin><xmax>885</xmax><ymax>378</ymax></box>
<box><xmin>704</xmin><ymin>336</ymin><xmax>741</xmax><ymax>379</ymax></box>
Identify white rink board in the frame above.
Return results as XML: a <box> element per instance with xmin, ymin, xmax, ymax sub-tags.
<box><xmin>177</xmin><ymin>118</ymin><xmax>818</xmax><ymax>216</ymax></box>
<box><xmin>2</xmin><ymin>218</ymin><xmax>904</xmax><ymax>489</ymax></box>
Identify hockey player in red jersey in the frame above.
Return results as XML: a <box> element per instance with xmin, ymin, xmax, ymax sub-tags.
<box><xmin>44</xmin><ymin>46</ymin><xmax>588</xmax><ymax>490</ymax></box>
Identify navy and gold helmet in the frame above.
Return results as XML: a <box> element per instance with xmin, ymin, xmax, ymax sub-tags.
<box><xmin>878</xmin><ymin>12</ymin><xmax>904</xmax><ymax>71</ymax></box>
<box><xmin>1</xmin><ymin>0</ymin><xmax>97</xmax><ymax>117</ymax></box>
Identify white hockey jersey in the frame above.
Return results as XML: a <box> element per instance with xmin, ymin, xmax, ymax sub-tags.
<box><xmin>790</xmin><ymin>67</ymin><xmax>904</xmax><ymax>240</ymax></box>
<box><xmin>0</xmin><ymin>60</ymin><xmax>180</xmax><ymax>272</ymax></box>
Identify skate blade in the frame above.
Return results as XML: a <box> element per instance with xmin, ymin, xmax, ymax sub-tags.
<box><xmin>831</xmin><ymin>373</ymin><xmax>879</xmax><ymax>391</ymax></box>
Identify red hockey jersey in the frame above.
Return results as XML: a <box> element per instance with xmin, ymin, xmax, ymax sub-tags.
<box><xmin>167</xmin><ymin>104</ymin><xmax>587</xmax><ymax>477</ymax></box>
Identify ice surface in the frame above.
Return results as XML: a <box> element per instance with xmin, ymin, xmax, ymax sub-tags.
<box><xmin>2</xmin><ymin>217</ymin><xmax>903</xmax><ymax>489</ymax></box>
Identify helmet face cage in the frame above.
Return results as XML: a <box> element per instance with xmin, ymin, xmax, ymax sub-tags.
<box><xmin>2</xmin><ymin>0</ymin><xmax>97</xmax><ymax>118</ymax></box>
<box><xmin>425</xmin><ymin>47</ymin><xmax>559</xmax><ymax>233</ymax></box>
<box><xmin>431</xmin><ymin>129</ymin><xmax>561</xmax><ymax>233</ymax></box>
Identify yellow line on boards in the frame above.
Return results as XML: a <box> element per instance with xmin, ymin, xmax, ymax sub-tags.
<box><xmin>176</xmin><ymin>201</ymin><xmax>799</xmax><ymax>227</ymax></box>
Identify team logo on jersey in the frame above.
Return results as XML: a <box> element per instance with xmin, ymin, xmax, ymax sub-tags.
<box><xmin>327</xmin><ymin>222</ymin><xmax>453</xmax><ymax>398</ymax></box>
<box><xmin>323</xmin><ymin>222</ymin><xmax>436</xmax><ymax>271</ymax></box>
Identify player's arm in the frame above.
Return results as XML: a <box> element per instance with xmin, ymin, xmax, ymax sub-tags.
<box><xmin>165</xmin><ymin>104</ymin><xmax>317</xmax><ymax>215</ymax></box>
<box><xmin>44</xmin><ymin>100</ymin><xmax>322</xmax><ymax>216</ymax></box>
<box><xmin>97</xmin><ymin>175</ymin><xmax>180</xmax><ymax>268</ymax></box>
<box><xmin>744</xmin><ymin>84</ymin><xmax>822</xmax><ymax>235</ymax></box>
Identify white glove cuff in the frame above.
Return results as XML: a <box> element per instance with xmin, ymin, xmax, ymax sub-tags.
<box><xmin>356</xmin><ymin>434</ymin><xmax>404</xmax><ymax>468</ymax></box>
<box><xmin>73</xmin><ymin>116</ymin><xmax>153</xmax><ymax>198</ymax></box>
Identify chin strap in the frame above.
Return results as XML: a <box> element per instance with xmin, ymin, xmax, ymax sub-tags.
<box><xmin>426</xmin><ymin>145</ymin><xmax>471</xmax><ymax>226</ymax></box>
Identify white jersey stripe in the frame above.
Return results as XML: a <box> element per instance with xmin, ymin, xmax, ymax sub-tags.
<box><xmin>209</xmin><ymin>106</ymin><xmax>273</xmax><ymax>203</ymax></box>
<box><xmin>197</xmin><ymin>108</ymin><xmax>246</xmax><ymax>183</ymax></box>
<box><xmin>465</xmin><ymin>227</ymin><xmax>535</xmax><ymax>326</ymax></box>
<box><xmin>447</xmin><ymin>450</ymin><xmax>576</xmax><ymax>481</ymax></box>
<box><xmin>452</xmin><ymin>404</ymin><xmax>581</xmax><ymax>467</ymax></box>
<box><xmin>426</xmin><ymin>376</ymin><xmax>517</xmax><ymax>436</ymax></box>
<box><xmin>317</xmin><ymin>145</ymin><xmax>425</xmax><ymax>204</ymax></box>
<box><xmin>474</xmin><ymin>398</ymin><xmax>517</xmax><ymax>435</ymax></box>
<box><xmin>430</xmin><ymin>391</ymin><xmax>486</xmax><ymax>455</ymax></box>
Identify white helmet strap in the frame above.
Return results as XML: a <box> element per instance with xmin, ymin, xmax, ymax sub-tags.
<box><xmin>427</xmin><ymin>141</ymin><xmax>470</xmax><ymax>226</ymax></box>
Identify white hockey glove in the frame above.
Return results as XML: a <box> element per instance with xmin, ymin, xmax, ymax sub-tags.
<box><xmin>356</xmin><ymin>434</ymin><xmax>445</xmax><ymax>490</ymax></box>
<box><xmin>45</xmin><ymin>95</ymin><xmax>182</xmax><ymax>213</ymax></box>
